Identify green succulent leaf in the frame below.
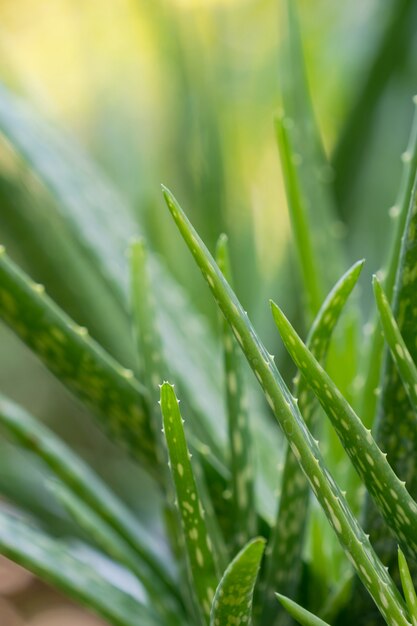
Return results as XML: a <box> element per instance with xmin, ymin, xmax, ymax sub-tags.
<box><xmin>130</xmin><ymin>241</ymin><xmax>228</xmax><ymax>585</ymax></box>
<box><xmin>0</xmin><ymin>85</ymin><xmax>282</xmax><ymax>524</ymax></box>
<box><xmin>162</xmin><ymin>186</ymin><xmax>409</xmax><ymax>626</ymax></box>
<box><xmin>210</xmin><ymin>537</ymin><xmax>265</xmax><ymax>626</ymax></box>
<box><xmin>0</xmin><ymin>393</ymin><xmax>175</xmax><ymax>600</ymax></box>
<box><xmin>160</xmin><ymin>382</ymin><xmax>220</xmax><ymax>625</ymax></box>
<box><xmin>0</xmin><ymin>247</ymin><xmax>158</xmax><ymax>471</ymax></box>
<box><xmin>0</xmin><ymin>508</ymin><xmax>160</xmax><ymax>626</ymax></box>
<box><xmin>360</xmin><ymin>98</ymin><xmax>417</xmax><ymax>427</ymax></box>
<box><xmin>276</xmin><ymin>594</ymin><xmax>331</xmax><ymax>626</ymax></box>
<box><xmin>398</xmin><ymin>547</ymin><xmax>417</xmax><ymax>626</ymax></box>
<box><xmin>359</xmin><ymin>98</ymin><xmax>417</xmax><ymax>618</ymax></box>
<box><xmin>216</xmin><ymin>234</ymin><xmax>257</xmax><ymax>548</ymax></box>
<box><xmin>373</xmin><ymin>276</ymin><xmax>417</xmax><ymax>415</ymax></box>
<box><xmin>270</xmin><ymin>299</ymin><xmax>417</xmax><ymax>561</ymax></box>
<box><xmin>48</xmin><ymin>479</ymin><xmax>183</xmax><ymax>625</ymax></box>
<box><xmin>275</xmin><ymin>113</ymin><xmax>323</xmax><ymax>317</ymax></box>
<box><xmin>261</xmin><ymin>259</ymin><xmax>364</xmax><ymax>624</ymax></box>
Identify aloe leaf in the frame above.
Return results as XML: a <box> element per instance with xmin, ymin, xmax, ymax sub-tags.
<box><xmin>0</xmin><ymin>85</ymin><xmax>282</xmax><ymax>524</ymax></box>
<box><xmin>0</xmin><ymin>247</ymin><xmax>159</xmax><ymax>471</ymax></box>
<box><xmin>216</xmin><ymin>234</ymin><xmax>256</xmax><ymax>548</ymax></box>
<box><xmin>162</xmin><ymin>186</ymin><xmax>409</xmax><ymax>626</ymax></box>
<box><xmin>398</xmin><ymin>548</ymin><xmax>417</xmax><ymax>626</ymax></box>
<box><xmin>373</xmin><ymin>276</ymin><xmax>417</xmax><ymax>415</ymax></box>
<box><xmin>350</xmin><ymin>97</ymin><xmax>417</xmax><ymax>623</ymax></box>
<box><xmin>360</xmin><ymin>98</ymin><xmax>417</xmax><ymax>427</ymax></box>
<box><xmin>0</xmin><ymin>508</ymin><xmax>160</xmax><ymax>626</ymax></box>
<box><xmin>270</xmin><ymin>300</ymin><xmax>417</xmax><ymax>561</ymax></box>
<box><xmin>275</xmin><ymin>114</ymin><xmax>323</xmax><ymax>317</ymax></box>
<box><xmin>47</xmin><ymin>480</ymin><xmax>183</xmax><ymax>625</ymax></box>
<box><xmin>130</xmin><ymin>240</ymin><xmax>228</xmax><ymax>582</ymax></box>
<box><xmin>276</xmin><ymin>594</ymin><xmax>330</xmax><ymax>626</ymax></box>
<box><xmin>210</xmin><ymin>537</ymin><xmax>265</xmax><ymax>626</ymax></box>
<box><xmin>160</xmin><ymin>382</ymin><xmax>220</xmax><ymax>625</ymax></box>
<box><xmin>0</xmin><ymin>393</ymin><xmax>176</xmax><ymax>600</ymax></box>
<box><xmin>0</xmin><ymin>83</ymin><xmax>227</xmax><ymax>459</ymax></box>
<box><xmin>261</xmin><ymin>260</ymin><xmax>364</xmax><ymax>625</ymax></box>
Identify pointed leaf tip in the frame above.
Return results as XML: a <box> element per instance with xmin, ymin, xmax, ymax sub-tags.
<box><xmin>275</xmin><ymin>593</ymin><xmax>331</xmax><ymax>626</ymax></box>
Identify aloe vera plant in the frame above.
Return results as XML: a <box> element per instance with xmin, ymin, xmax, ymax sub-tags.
<box><xmin>1</xmin><ymin>2</ymin><xmax>417</xmax><ymax>626</ymax></box>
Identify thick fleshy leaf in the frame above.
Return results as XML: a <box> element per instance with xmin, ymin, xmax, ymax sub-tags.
<box><xmin>162</xmin><ymin>186</ymin><xmax>409</xmax><ymax>626</ymax></box>
<box><xmin>275</xmin><ymin>114</ymin><xmax>323</xmax><ymax>317</ymax></box>
<box><xmin>398</xmin><ymin>548</ymin><xmax>417</xmax><ymax>626</ymax></box>
<box><xmin>271</xmin><ymin>300</ymin><xmax>417</xmax><ymax>561</ymax></box>
<box><xmin>373</xmin><ymin>276</ymin><xmax>417</xmax><ymax>415</ymax></box>
<box><xmin>0</xmin><ymin>248</ymin><xmax>157</xmax><ymax>471</ymax></box>
<box><xmin>0</xmin><ymin>394</ymin><xmax>175</xmax><ymax>599</ymax></box>
<box><xmin>261</xmin><ymin>260</ymin><xmax>364</xmax><ymax>624</ymax></box>
<box><xmin>0</xmin><ymin>84</ymin><xmax>281</xmax><ymax>523</ymax></box>
<box><xmin>210</xmin><ymin>538</ymin><xmax>265</xmax><ymax>626</ymax></box>
<box><xmin>160</xmin><ymin>383</ymin><xmax>220</xmax><ymax>625</ymax></box>
<box><xmin>0</xmin><ymin>508</ymin><xmax>160</xmax><ymax>626</ymax></box>
<box><xmin>48</xmin><ymin>480</ymin><xmax>183</xmax><ymax>625</ymax></box>
<box><xmin>216</xmin><ymin>234</ymin><xmax>256</xmax><ymax>548</ymax></box>
<box><xmin>357</xmin><ymin>103</ymin><xmax>417</xmax><ymax>626</ymax></box>
<box><xmin>276</xmin><ymin>594</ymin><xmax>330</xmax><ymax>626</ymax></box>
<box><xmin>360</xmin><ymin>98</ymin><xmax>417</xmax><ymax>427</ymax></box>
<box><xmin>130</xmin><ymin>239</ymin><xmax>228</xmax><ymax>582</ymax></box>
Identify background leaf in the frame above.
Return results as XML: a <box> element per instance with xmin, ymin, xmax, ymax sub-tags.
<box><xmin>210</xmin><ymin>538</ymin><xmax>265</xmax><ymax>626</ymax></box>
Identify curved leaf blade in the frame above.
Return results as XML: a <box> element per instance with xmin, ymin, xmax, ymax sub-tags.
<box><xmin>398</xmin><ymin>548</ymin><xmax>417</xmax><ymax>626</ymax></box>
<box><xmin>0</xmin><ymin>84</ymin><xmax>282</xmax><ymax>526</ymax></box>
<box><xmin>276</xmin><ymin>594</ymin><xmax>330</xmax><ymax>626</ymax></box>
<box><xmin>360</xmin><ymin>98</ymin><xmax>417</xmax><ymax>427</ymax></box>
<box><xmin>373</xmin><ymin>276</ymin><xmax>417</xmax><ymax>415</ymax></box>
<box><xmin>210</xmin><ymin>537</ymin><xmax>265</xmax><ymax>626</ymax></box>
<box><xmin>270</xmin><ymin>300</ymin><xmax>417</xmax><ymax>561</ymax></box>
<box><xmin>48</xmin><ymin>480</ymin><xmax>183</xmax><ymax>625</ymax></box>
<box><xmin>216</xmin><ymin>234</ymin><xmax>256</xmax><ymax>548</ymax></box>
<box><xmin>162</xmin><ymin>186</ymin><xmax>409</xmax><ymax>626</ymax></box>
<box><xmin>160</xmin><ymin>383</ymin><xmax>220</xmax><ymax>624</ymax></box>
<box><xmin>0</xmin><ymin>508</ymin><xmax>160</xmax><ymax>626</ymax></box>
<box><xmin>0</xmin><ymin>248</ymin><xmax>157</xmax><ymax>471</ymax></box>
<box><xmin>261</xmin><ymin>260</ymin><xmax>364</xmax><ymax>624</ymax></box>
<box><xmin>0</xmin><ymin>394</ymin><xmax>175</xmax><ymax>599</ymax></box>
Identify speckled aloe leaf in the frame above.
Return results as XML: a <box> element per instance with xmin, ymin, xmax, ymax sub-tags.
<box><xmin>270</xmin><ymin>300</ymin><xmax>417</xmax><ymax>561</ymax></box>
<box><xmin>162</xmin><ymin>186</ymin><xmax>409</xmax><ymax>626</ymax></box>
<box><xmin>48</xmin><ymin>480</ymin><xmax>183</xmax><ymax>625</ymax></box>
<box><xmin>160</xmin><ymin>383</ymin><xmax>220</xmax><ymax>625</ymax></box>
<box><xmin>0</xmin><ymin>508</ymin><xmax>161</xmax><ymax>626</ymax></box>
<box><xmin>0</xmin><ymin>84</ymin><xmax>281</xmax><ymax>523</ymax></box>
<box><xmin>275</xmin><ymin>594</ymin><xmax>330</xmax><ymax>626</ymax></box>
<box><xmin>130</xmin><ymin>239</ymin><xmax>228</xmax><ymax>582</ymax></box>
<box><xmin>216</xmin><ymin>234</ymin><xmax>256</xmax><ymax>549</ymax></box>
<box><xmin>373</xmin><ymin>276</ymin><xmax>417</xmax><ymax>416</ymax></box>
<box><xmin>0</xmin><ymin>247</ymin><xmax>159</xmax><ymax>472</ymax></box>
<box><xmin>210</xmin><ymin>537</ymin><xmax>265</xmax><ymax>626</ymax></box>
<box><xmin>360</xmin><ymin>99</ymin><xmax>417</xmax><ymax>427</ymax></box>
<box><xmin>0</xmin><ymin>393</ymin><xmax>176</xmax><ymax>601</ymax></box>
<box><xmin>358</xmin><ymin>99</ymin><xmax>417</xmax><ymax>616</ymax></box>
<box><xmin>260</xmin><ymin>260</ymin><xmax>364</xmax><ymax>625</ymax></box>
<box><xmin>398</xmin><ymin>548</ymin><xmax>417</xmax><ymax>626</ymax></box>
